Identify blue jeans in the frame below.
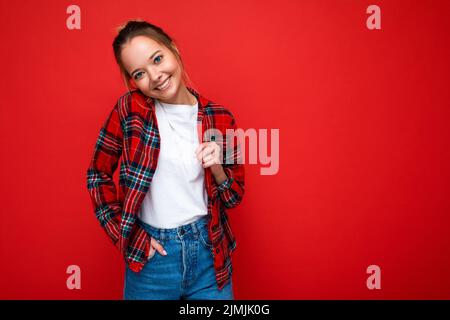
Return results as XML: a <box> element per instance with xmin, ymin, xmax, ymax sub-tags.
<box><xmin>123</xmin><ymin>215</ymin><xmax>234</xmax><ymax>300</ymax></box>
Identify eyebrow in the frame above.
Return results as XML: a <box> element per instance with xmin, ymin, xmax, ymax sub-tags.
<box><xmin>130</xmin><ymin>50</ymin><xmax>162</xmax><ymax>77</ymax></box>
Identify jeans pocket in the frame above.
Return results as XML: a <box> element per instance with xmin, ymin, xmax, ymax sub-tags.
<box><xmin>199</xmin><ymin>227</ymin><xmax>213</xmax><ymax>249</ymax></box>
<box><xmin>148</xmin><ymin>237</ymin><xmax>166</xmax><ymax>261</ymax></box>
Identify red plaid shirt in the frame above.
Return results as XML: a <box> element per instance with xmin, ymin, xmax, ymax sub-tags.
<box><xmin>86</xmin><ymin>86</ymin><xmax>245</xmax><ymax>290</ymax></box>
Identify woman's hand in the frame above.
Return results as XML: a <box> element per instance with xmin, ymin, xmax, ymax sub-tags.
<box><xmin>148</xmin><ymin>237</ymin><xmax>168</xmax><ymax>260</ymax></box>
<box><xmin>195</xmin><ymin>141</ymin><xmax>227</xmax><ymax>184</ymax></box>
<box><xmin>195</xmin><ymin>141</ymin><xmax>222</xmax><ymax>170</ymax></box>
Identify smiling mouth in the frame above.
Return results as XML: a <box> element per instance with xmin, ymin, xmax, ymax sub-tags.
<box><xmin>154</xmin><ymin>76</ymin><xmax>171</xmax><ymax>90</ymax></box>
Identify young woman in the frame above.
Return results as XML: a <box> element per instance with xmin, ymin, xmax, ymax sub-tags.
<box><xmin>86</xmin><ymin>20</ymin><xmax>245</xmax><ymax>300</ymax></box>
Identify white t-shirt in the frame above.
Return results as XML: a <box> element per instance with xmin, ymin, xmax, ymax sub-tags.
<box><xmin>138</xmin><ymin>98</ymin><xmax>208</xmax><ymax>228</ymax></box>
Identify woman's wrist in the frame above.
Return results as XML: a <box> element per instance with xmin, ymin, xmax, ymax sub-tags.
<box><xmin>210</xmin><ymin>164</ymin><xmax>228</xmax><ymax>185</ymax></box>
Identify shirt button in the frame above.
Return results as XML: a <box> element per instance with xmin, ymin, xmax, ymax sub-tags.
<box><xmin>180</xmin><ymin>229</ymin><xmax>185</xmax><ymax>235</ymax></box>
<box><xmin>215</xmin><ymin>248</ymin><xmax>220</xmax><ymax>254</ymax></box>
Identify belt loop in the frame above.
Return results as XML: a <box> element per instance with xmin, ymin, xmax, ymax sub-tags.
<box><xmin>192</xmin><ymin>220</ymin><xmax>199</xmax><ymax>235</ymax></box>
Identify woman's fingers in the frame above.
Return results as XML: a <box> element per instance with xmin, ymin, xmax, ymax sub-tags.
<box><xmin>150</xmin><ymin>237</ymin><xmax>168</xmax><ymax>256</ymax></box>
<box><xmin>202</xmin><ymin>154</ymin><xmax>215</xmax><ymax>163</ymax></box>
<box><xmin>196</xmin><ymin>147</ymin><xmax>213</xmax><ymax>162</ymax></box>
<box><xmin>195</xmin><ymin>142</ymin><xmax>218</xmax><ymax>162</ymax></box>
<box><xmin>147</xmin><ymin>245</ymin><xmax>156</xmax><ymax>260</ymax></box>
<box><xmin>195</xmin><ymin>142</ymin><xmax>208</xmax><ymax>156</ymax></box>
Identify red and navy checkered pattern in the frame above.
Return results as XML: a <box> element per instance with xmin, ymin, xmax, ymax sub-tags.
<box><xmin>86</xmin><ymin>87</ymin><xmax>245</xmax><ymax>290</ymax></box>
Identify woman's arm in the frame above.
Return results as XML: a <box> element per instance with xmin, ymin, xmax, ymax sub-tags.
<box><xmin>86</xmin><ymin>102</ymin><xmax>124</xmax><ymax>251</ymax></box>
<box><xmin>215</xmin><ymin>111</ymin><xmax>245</xmax><ymax>209</ymax></box>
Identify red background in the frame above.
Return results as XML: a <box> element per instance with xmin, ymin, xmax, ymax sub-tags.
<box><xmin>1</xmin><ymin>0</ymin><xmax>449</xmax><ymax>299</ymax></box>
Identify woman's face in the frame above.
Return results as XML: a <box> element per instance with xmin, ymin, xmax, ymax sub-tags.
<box><xmin>121</xmin><ymin>35</ymin><xmax>185</xmax><ymax>104</ymax></box>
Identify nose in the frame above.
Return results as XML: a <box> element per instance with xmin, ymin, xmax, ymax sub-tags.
<box><xmin>149</xmin><ymin>72</ymin><xmax>163</xmax><ymax>88</ymax></box>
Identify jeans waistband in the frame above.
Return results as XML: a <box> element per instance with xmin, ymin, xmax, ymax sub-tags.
<box><xmin>136</xmin><ymin>215</ymin><xmax>210</xmax><ymax>241</ymax></box>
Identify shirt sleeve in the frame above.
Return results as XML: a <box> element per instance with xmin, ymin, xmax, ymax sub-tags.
<box><xmin>217</xmin><ymin>175</ymin><xmax>234</xmax><ymax>192</ymax></box>
<box><xmin>216</xmin><ymin>110</ymin><xmax>245</xmax><ymax>209</ymax></box>
<box><xmin>86</xmin><ymin>101</ymin><xmax>150</xmax><ymax>260</ymax></box>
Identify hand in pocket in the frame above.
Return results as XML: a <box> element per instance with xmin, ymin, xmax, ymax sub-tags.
<box><xmin>148</xmin><ymin>237</ymin><xmax>168</xmax><ymax>260</ymax></box>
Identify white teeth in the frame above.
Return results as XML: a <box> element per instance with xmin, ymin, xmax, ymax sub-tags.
<box><xmin>156</xmin><ymin>77</ymin><xmax>170</xmax><ymax>90</ymax></box>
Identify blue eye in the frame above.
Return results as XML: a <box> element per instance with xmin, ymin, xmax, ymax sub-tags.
<box><xmin>154</xmin><ymin>55</ymin><xmax>163</xmax><ymax>63</ymax></box>
<box><xmin>133</xmin><ymin>55</ymin><xmax>163</xmax><ymax>80</ymax></box>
